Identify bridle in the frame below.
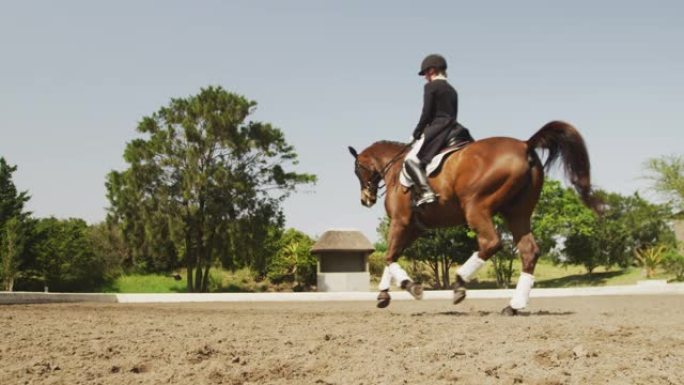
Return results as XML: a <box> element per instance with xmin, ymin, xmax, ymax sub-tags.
<box><xmin>355</xmin><ymin>141</ymin><xmax>414</xmax><ymax>198</ymax></box>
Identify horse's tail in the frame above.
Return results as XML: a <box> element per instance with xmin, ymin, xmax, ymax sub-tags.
<box><xmin>527</xmin><ymin>121</ymin><xmax>600</xmax><ymax>212</ymax></box>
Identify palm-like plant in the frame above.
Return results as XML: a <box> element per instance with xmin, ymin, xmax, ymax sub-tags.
<box><xmin>635</xmin><ymin>245</ymin><xmax>667</xmax><ymax>278</ymax></box>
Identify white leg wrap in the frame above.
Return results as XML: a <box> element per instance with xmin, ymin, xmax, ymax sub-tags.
<box><xmin>379</xmin><ymin>266</ymin><xmax>392</xmax><ymax>291</ymax></box>
<box><xmin>510</xmin><ymin>272</ymin><xmax>535</xmax><ymax>310</ymax></box>
<box><xmin>456</xmin><ymin>252</ymin><xmax>486</xmax><ymax>282</ymax></box>
<box><xmin>388</xmin><ymin>262</ymin><xmax>411</xmax><ymax>285</ymax></box>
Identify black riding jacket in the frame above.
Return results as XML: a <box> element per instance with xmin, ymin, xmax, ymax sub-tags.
<box><xmin>413</xmin><ymin>79</ymin><xmax>459</xmax><ymax>138</ymax></box>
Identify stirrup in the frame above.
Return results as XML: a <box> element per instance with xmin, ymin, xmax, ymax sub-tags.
<box><xmin>415</xmin><ymin>192</ymin><xmax>438</xmax><ymax>207</ymax></box>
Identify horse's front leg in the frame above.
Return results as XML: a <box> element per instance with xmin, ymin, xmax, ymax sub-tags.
<box><xmin>453</xmin><ymin>205</ymin><xmax>502</xmax><ymax>306</ymax></box>
<box><xmin>377</xmin><ymin>220</ymin><xmax>422</xmax><ymax>308</ymax></box>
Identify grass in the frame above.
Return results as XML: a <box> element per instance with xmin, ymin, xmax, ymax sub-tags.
<box><xmin>105</xmin><ymin>268</ymin><xmax>283</xmax><ymax>293</ymax></box>
<box><xmin>106</xmin><ymin>259</ymin><xmax>678</xmax><ymax>293</ymax></box>
<box><xmin>373</xmin><ymin>258</ymin><xmax>677</xmax><ymax>291</ymax></box>
<box><xmin>104</xmin><ymin>273</ymin><xmax>187</xmax><ymax>293</ymax></box>
<box><xmin>469</xmin><ymin>259</ymin><xmax>674</xmax><ymax>289</ymax></box>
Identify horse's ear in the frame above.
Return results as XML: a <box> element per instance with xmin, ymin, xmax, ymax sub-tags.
<box><xmin>348</xmin><ymin>146</ymin><xmax>358</xmax><ymax>159</ymax></box>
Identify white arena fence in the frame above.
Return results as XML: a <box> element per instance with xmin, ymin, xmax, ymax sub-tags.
<box><xmin>1</xmin><ymin>281</ymin><xmax>683</xmax><ymax>305</ymax></box>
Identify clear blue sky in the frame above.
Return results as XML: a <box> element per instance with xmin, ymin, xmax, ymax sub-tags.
<box><xmin>1</xmin><ymin>1</ymin><xmax>682</xmax><ymax>242</ymax></box>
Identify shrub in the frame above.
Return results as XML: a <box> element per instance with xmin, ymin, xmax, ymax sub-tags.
<box><xmin>267</xmin><ymin>229</ymin><xmax>316</xmax><ymax>287</ymax></box>
<box><xmin>368</xmin><ymin>251</ymin><xmax>386</xmax><ymax>279</ymax></box>
<box><xmin>487</xmin><ymin>240</ymin><xmax>517</xmax><ymax>288</ymax></box>
<box><xmin>662</xmin><ymin>246</ymin><xmax>684</xmax><ymax>281</ymax></box>
<box><xmin>634</xmin><ymin>245</ymin><xmax>667</xmax><ymax>278</ymax></box>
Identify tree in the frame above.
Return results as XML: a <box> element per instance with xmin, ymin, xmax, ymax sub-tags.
<box><xmin>1</xmin><ymin>217</ymin><xmax>28</xmax><ymax>291</ymax></box>
<box><xmin>489</xmin><ymin>217</ymin><xmax>518</xmax><ymax>288</ymax></box>
<box><xmin>532</xmin><ymin>179</ymin><xmax>595</xmax><ymax>259</ymax></box>
<box><xmin>403</xmin><ymin>226</ymin><xmax>477</xmax><ymax>289</ymax></box>
<box><xmin>0</xmin><ymin>158</ymin><xmax>32</xmax><ymax>291</ymax></box>
<box><xmin>375</xmin><ymin>216</ymin><xmax>477</xmax><ymax>288</ymax></box>
<box><xmin>563</xmin><ymin>191</ymin><xmax>674</xmax><ymax>273</ymax></box>
<box><xmin>24</xmin><ymin>217</ymin><xmax>108</xmax><ymax>292</ymax></box>
<box><xmin>267</xmin><ymin>228</ymin><xmax>316</xmax><ymax>288</ymax></box>
<box><xmin>86</xmin><ymin>222</ymin><xmax>129</xmax><ymax>281</ymax></box>
<box><xmin>0</xmin><ymin>158</ymin><xmax>31</xmax><ymax>225</ymax></box>
<box><xmin>663</xmin><ymin>245</ymin><xmax>684</xmax><ymax>281</ymax></box>
<box><xmin>107</xmin><ymin>86</ymin><xmax>315</xmax><ymax>292</ymax></box>
<box><xmin>644</xmin><ymin>155</ymin><xmax>684</xmax><ymax>212</ymax></box>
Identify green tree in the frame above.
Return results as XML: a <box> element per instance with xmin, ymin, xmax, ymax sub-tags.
<box><xmin>663</xmin><ymin>245</ymin><xmax>684</xmax><ymax>281</ymax></box>
<box><xmin>0</xmin><ymin>158</ymin><xmax>31</xmax><ymax>225</ymax></box>
<box><xmin>0</xmin><ymin>158</ymin><xmax>32</xmax><ymax>291</ymax></box>
<box><xmin>1</xmin><ymin>217</ymin><xmax>29</xmax><ymax>291</ymax></box>
<box><xmin>86</xmin><ymin>222</ymin><xmax>129</xmax><ymax>281</ymax></box>
<box><xmin>107</xmin><ymin>86</ymin><xmax>315</xmax><ymax>292</ymax></box>
<box><xmin>25</xmin><ymin>218</ymin><xmax>107</xmax><ymax>292</ymax></box>
<box><xmin>403</xmin><ymin>226</ymin><xmax>477</xmax><ymax>289</ymax></box>
<box><xmin>563</xmin><ymin>191</ymin><xmax>674</xmax><ymax>273</ymax></box>
<box><xmin>267</xmin><ymin>228</ymin><xmax>316</xmax><ymax>288</ymax></box>
<box><xmin>532</xmin><ymin>180</ymin><xmax>595</xmax><ymax>259</ymax></box>
<box><xmin>644</xmin><ymin>155</ymin><xmax>684</xmax><ymax>212</ymax></box>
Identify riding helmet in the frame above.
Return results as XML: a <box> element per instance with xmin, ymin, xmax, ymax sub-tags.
<box><xmin>418</xmin><ymin>54</ymin><xmax>447</xmax><ymax>76</ymax></box>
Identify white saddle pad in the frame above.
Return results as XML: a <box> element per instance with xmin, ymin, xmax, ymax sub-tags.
<box><xmin>399</xmin><ymin>135</ymin><xmax>462</xmax><ymax>188</ymax></box>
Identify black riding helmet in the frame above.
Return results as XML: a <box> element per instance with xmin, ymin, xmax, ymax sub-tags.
<box><xmin>418</xmin><ymin>54</ymin><xmax>447</xmax><ymax>76</ymax></box>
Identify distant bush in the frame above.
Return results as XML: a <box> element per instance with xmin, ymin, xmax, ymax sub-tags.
<box><xmin>266</xmin><ymin>229</ymin><xmax>316</xmax><ymax>288</ymax></box>
<box><xmin>368</xmin><ymin>251</ymin><xmax>385</xmax><ymax>279</ymax></box>
<box><xmin>663</xmin><ymin>246</ymin><xmax>684</xmax><ymax>281</ymax></box>
<box><xmin>635</xmin><ymin>245</ymin><xmax>667</xmax><ymax>279</ymax></box>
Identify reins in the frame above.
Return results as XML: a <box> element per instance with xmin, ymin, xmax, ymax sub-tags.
<box><xmin>356</xmin><ymin>141</ymin><xmax>415</xmax><ymax>198</ymax></box>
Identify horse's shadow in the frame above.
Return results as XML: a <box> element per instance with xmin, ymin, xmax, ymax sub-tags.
<box><xmin>411</xmin><ymin>310</ymin><xmax>575</xmax><ymax>317</ymax></box>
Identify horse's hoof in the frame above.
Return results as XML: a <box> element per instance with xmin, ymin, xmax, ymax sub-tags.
<box><xmin>377</xmin><ymin>291</ymin><xmax>391</xmax><ymax>308</ymax></box>
<box><xmin>405</xmin><ymin>282</ymin><xmax>423</xmax><ymax>300</ymax></box>
<box><xmin>453</xmin><ymin>288</ymin><xmax>466</xmax><ymax>305</ymax></box>
<box><xmin>452</xmin><ymin>276</ymin><xmax>466</xmax><ymax>305</ymax></box>
<box><xmin>501</xmin><ymin>306</ymin><xmax>518</xmax><ymax>316</ymax></box>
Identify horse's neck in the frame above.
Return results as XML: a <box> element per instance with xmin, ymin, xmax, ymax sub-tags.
<box><xmin>371</xmin><ymin>146</ymin><xmax>404</xmax><ymax>190</ymax></box>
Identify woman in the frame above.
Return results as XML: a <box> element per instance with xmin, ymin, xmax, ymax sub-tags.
<box><xmin>404</xmin><ymin>53</ymin><xmax>473</xmax><ymax>207</ymax></box>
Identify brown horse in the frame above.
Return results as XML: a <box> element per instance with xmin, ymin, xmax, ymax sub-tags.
<box><xmin>348</xmin><ymin>121</ymin><xmax>598</xmax><ymax>315</ymax></box>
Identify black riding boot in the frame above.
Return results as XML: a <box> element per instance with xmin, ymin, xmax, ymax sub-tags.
<box><xmin>404</xmin><ymin>158</ymin><xmax>438</xmax><ymax>207</ymax></box>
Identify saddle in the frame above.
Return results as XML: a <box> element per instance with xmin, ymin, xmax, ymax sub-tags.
<box><xmin>442</xmin><ymin>129</ymin><xmax>472</xmax><ymax>155</ymax></box>
<box><xmin>399</xmin><ymin>129</ymin><xmax>473</xmax><ymax>189</ymax></box>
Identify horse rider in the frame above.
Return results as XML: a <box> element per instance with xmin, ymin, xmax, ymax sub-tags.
<box><xmin>405</xmin><ymin>54</ymin><xmax>473</xmax><ymax>207</ymax></box>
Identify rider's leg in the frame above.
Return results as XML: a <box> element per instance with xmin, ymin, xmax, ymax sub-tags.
<box><xmin>404</xmin><ymin>158</ymin><xmax>437</xmax><ymax>207</ymax></box>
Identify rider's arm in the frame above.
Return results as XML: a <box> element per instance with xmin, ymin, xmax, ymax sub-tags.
<box><xmin>413</xmin><ymin>83</ymin><xmax>435</xmax><ymax>139</ymax></box>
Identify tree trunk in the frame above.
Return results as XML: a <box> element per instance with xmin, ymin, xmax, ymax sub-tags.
<box><xmin>201</xmin><ymin>264</ymin><xmax>210</xmax><ymax>292</ymax></box>
<box><xmin>194</xmin><ymin>257</ymin><xmax>203</xmax><ymax>292</ymax></box>
<box><xmin>429</xmin><ymin>260</ymin><xmax>440</xmax><ymax>289</ymax></box>
<box><xmin>184</xmin><ymin>210</ymin><xmax>195</xmax><ymax>292</ymax></box>
<box><xmin>441</xmin><ymin>256</ymin><xmax>451</xmax><ymax>289</ymax></box>
<box><xmin>185</xmin><ymin>236</ymin><xmax>194</xmax><ymax>292</ymax></box>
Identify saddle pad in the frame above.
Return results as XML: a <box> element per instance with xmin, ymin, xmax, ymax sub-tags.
<box><xmin>399</xmin><ymin>139</ymin><xmax>465</xmax><ymax>188</ymax></box>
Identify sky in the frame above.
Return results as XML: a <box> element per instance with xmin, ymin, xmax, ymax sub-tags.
<box><xmin>1</xmin><ymin>0</ymin><xmax>683</xmax><ymax>242</ymax></box>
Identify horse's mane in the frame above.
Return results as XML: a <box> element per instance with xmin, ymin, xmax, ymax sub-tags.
<box><xmin>367</xmin><ymin>140</ymin><xmax>409</xmax><ymax>152</ymax></box>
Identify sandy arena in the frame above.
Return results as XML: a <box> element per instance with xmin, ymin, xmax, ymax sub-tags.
<box><xmin>1</xmin><ymin>295</ymin><xmax>683</xmax><ymax>385</ymax></box>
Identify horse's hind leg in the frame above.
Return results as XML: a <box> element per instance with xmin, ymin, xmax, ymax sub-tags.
<box><xmin>501</xmin><ymin>213</ymin><xmax>540</xmax><ymax>316</ymax></box>
<box><xmin>453</xmin><ymin>206</ymin><xmax>502</xmax><ymax>305</ymax></box>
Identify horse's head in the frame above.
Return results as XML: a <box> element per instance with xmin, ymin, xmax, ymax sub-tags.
<box><xmin>348</xmin><ymin>146</ymin><xmax>381</xmax><ymax>207</ymax></box>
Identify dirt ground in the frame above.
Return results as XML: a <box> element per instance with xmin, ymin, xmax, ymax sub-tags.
<box><xmin>1</xmin><ymin>295</ymin><xmax>683</xmax><ymax>385</ymax></box>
